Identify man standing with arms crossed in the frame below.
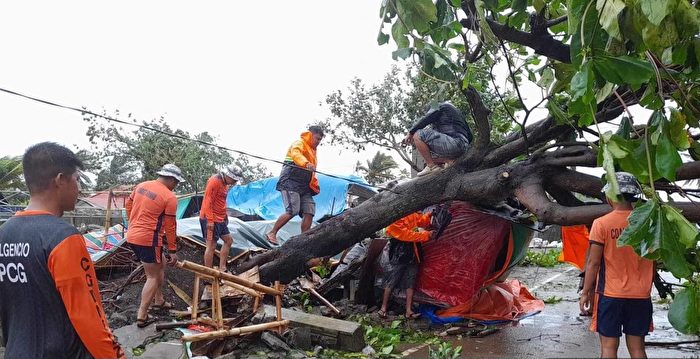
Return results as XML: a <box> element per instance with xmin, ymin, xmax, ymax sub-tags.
<box><xmin>580</xmin><ymin>172</ymin><xmax>654</xmax><ymax>358</ymax></box>
<box><xmin>266</xmin><ymin>125</ymin><xmax>324</xmax><ymax>245</ymax></box>
<box><xmin>200</xmin><ymin>164</ymin><xmax>242</xmax><ymax>272</ymax></box>
<box><xmin>0</xmin><ymin>142</ymin><xmax>124</xmax><ymax>358</ymax></box>
<box><xmin>126</xmin><ymin>164</ymin><xmax>184</xmax><ymax>328</ymax></box>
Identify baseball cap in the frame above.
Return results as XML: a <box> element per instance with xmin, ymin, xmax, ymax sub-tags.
<box><xmin>156</xmin><ymin>164</ymin><xmax>186</xmax><ymax>183</ymax></box>
<box><xmin>602</xmin><ymin>171</ymin><xmax>641</xmax><ymax>195</ymax></box>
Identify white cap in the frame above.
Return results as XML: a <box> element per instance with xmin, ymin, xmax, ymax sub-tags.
<box><xmin>223</xmin><ymin>165</ymin><xmax>243</xmax><ymax>182</ymax></box>
<box><xmin>156</xmin><ymin>164</ymin><xmax>186</xmax><ymax>182</ymax></box>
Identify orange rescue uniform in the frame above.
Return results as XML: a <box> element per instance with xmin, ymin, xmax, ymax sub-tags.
<box><xmin>386</xmin><ymin>212</ymin><xmax>432</xmax><ymax>263</ymax></box>
<box><xmin>200</xmin><ymin>174</ymin><xmax>230</xmax><ymax>223</ymax></box>
<box><xmin>125</xmin><ymin>180</ymin><xmax>178</xmax><ymax>251</ymax></box>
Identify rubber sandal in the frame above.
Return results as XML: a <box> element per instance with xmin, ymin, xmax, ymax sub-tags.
<box><xmin>152</xmin><ymin>300</ymin><xmax>174</xmax><ymax>310</ymax></box>
<box><xmin>136</xmin><ymin>314</ymin><xmax>157</xmax><ymax>328</ymax></box>
<box><xmin>377</xmin><ymin>310</ymin><xmax>387</xmax><ymax>319</ymax></box>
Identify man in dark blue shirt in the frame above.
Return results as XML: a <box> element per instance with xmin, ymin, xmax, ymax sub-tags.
<box><xmin>402</xmin><ymin>102</ymin><xmax>472</xmax><ymax>176</ymax></box>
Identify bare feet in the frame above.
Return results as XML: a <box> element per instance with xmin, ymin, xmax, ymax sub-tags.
<box><xmin>266</xmin><ymin>232</ymin><xmax>279</xmax><ymax>245</ymax></box>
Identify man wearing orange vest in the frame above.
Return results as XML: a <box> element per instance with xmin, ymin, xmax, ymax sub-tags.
<box><xmin>200</xmin><ymin>165</ymin><xmax>242</xmax><ymax>272</ymax></box>
<box><xmin>378</xmin><ymin>210</ymin><xmax>436</xmax><ymax>319</ymax></box>
<box><xmin>125</xmin><ymin>164</ymin><xmax>184</xmax><ymax>328</ymax></box>
<box><xmin>266</xmin><ymin>126</ymin><xmax>324</xmax><ymax>245</ymax></box>
<box><xmin>579</xmin><ymin>172</ymin><xmax>654</xmax><ymax>358</ymax></box>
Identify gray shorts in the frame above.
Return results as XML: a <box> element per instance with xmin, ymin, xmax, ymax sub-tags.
<box><xmin>383</xmin><ymin>262</ymin><xmax>418</xmax><ymax>290</ymax></box>
<box><xmin>416</xmin><ymin>128</ymin><xmax>468</xmax><ymax>159</ymax></box>
<box><xmin>281</xmin><ymin>190</ymin><xmax>315</xmax><ymax>217</ymax></box>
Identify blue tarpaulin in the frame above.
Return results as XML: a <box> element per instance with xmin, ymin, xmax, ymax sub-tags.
<box><xmin>227</xmin><ymin>174</ymin><xmax>371</xmax><ymax>221</ymax></box>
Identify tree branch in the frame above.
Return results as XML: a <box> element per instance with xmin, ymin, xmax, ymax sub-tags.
<box><xmin>460</xmin><ymin>85</ymin><xmax>491</xmax><ymax>150</ymax></box>
<box><xmin>515</xmin><ymin>182</ymin><xmax>611</xmax><ymax>225</ymax></box>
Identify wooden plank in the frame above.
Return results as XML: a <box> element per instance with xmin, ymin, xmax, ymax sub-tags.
<box><xmin>181</xmin><ymin>320</ymin><xmax>289</xmax><ymax>342</ymax></box>
<box><xmin>176</xmin><ymin>260</ymin><xmax>281</xmax><ymax>295</ymax></box>
<box><xmin>263</xmin><ymin>305</ymin><xmax>365</xmax><ymax>352</ymax></box>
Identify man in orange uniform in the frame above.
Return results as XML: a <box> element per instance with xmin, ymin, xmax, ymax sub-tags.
<box><xmin>0</xmin><ymin>142</ymin><xmax>124</xmax><ymax>358</ymax></box>
<box><xmin>266</xmin><ymin>126</ymin><xmax>324</xmax><ymax>244</ymax></box>
<box><xmin>200</xmin><ymin>165</ymin><xmax>242</xmax><ymax>272</ymax></box>
<box><xmin>580</xmin><ymin>172</ymin><xmax>654</xmax><ymax>358</ymax></box>
<box><xmin>378</xmin><ymin>210</ymin><xmax>435</xmax><ymax>319</ymax></box>
<box><xmin>126</xmin><ymin>164</ymin><xmax>184</xmax><ymax>328</ymax></box>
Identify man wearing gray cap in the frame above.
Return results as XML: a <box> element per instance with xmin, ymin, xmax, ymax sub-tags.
<box><xmin>200</xmin><ymin>165</ymin><xmax>242</xmax><ymax>273</ymax></box>
<box><xmin>126</xmin><ymin>163</ymin><xmax>185</xmax><ymax>327</ymax></box>
<box><xmin>579</xmin><ymin>172</ymin><xmax>654</xmax><ymax>359</ymax></box>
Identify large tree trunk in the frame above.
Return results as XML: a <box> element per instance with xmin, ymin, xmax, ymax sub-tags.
<box><xmin>239</xmin><ymin>144</ymin><xmax>700</xmax><ymax>284</ymax></box>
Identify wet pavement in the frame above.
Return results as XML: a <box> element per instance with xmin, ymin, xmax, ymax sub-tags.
<box><xmin>406</xmin><ymin>265</ymin><xmax>700</xmax><ymax>358</ymax></box>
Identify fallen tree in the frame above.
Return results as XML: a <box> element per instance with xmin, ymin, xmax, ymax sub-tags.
<box><xmin>238</xmin><ymin>0</ymin><xmax>700</xmax><ymax>335</ymax></box>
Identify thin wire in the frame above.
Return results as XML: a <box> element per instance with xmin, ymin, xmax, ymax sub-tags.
<box><xmin>0</xmin><ymin>87</ymin><xmax>394</xmax><ymax>192</ymax></box>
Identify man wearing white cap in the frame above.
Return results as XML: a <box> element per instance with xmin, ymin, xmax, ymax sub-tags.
<box><xmin>200</xmin><ymin>165</ymin><xmax>242</xmax><ymax>273</ymax></box>
<box><xmin>125</xmin><ymin>163</ymin><xmax>185</xmax><ymax>327</ymax></box>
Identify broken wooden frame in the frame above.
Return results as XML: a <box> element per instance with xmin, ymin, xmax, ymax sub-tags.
<box><xmin>175</xmin><ymin>260</ymin><xmax>286</xmax><ymax>342</ymax></box>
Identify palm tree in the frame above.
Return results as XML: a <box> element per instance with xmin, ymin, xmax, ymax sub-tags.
<box><xmin>0</xmin><ymin>156</ymin><xmax>24</xmax><ymax>191</ymax></box>
<box><xmin>357</xmin><ymin>151</ymin><xmax>399</xmax><ymax>185</ymax></box>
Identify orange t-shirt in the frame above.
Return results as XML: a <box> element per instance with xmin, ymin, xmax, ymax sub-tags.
<box><xmin>125</xmin><ymin>180</ymin><xmax>178</xmax><ymax>251</ymax></box>
<box><xmin>200</xmin><ymin>174</ymin><xmax>230</xmax><ymax>223</ymax></box>
<box><xmin>590</xmin><ymin>209</ymin><xmax>654</xmax><ymax>299</ymax></box>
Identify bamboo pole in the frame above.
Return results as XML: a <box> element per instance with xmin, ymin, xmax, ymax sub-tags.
<box><xmin>212</xmin><ymin>281</ymin><xmax>222</xmax><ymax>328</ymax></box>
<box><xmin>176</xmin><ymin>260</ymin><xmax>281</xmax><ymax>295</ymax></box>
<box><xmin>103</xmin><ymin>189</ymin><xmax>113</xmax><ymax>230</ymax></box>
<box><xmin>274</xmin><ymin>281</ymin><xmax>282</xmax><ymax>333</ymax></box>
<box><xmin>253</xmin><ymin>295</ymin><xmax>261</xmax><ymax>313</ymax></box>
<box><xmin>221</xmin><ymin>280</ymin><xmax>262</xmax><ymax>298</ymax></box>
<box><xmin>181</xmin><ymin>320</ymin><xmax>289</xmax><ymax>342</ymax></box>
<box><xmin>192</xmin><ymin>275</ymin><xmax>200</xmax><ymax>320</ymax></box>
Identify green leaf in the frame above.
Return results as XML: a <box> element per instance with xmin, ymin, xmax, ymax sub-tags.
<box><xmin>655</xmin><ymin>121</ymin><xmax>682</xmax><ymax>181</ymax></box>
<box><xmin>570</xmin><ymin>61</ymin><xmax>593</xmax><ymax>101</ymax></box>
<box><xmin>640</xmin><ymin>0</ymin><xmax>676</xmax><ymax>26</ymax></box>
<box><xmin>533</xmin><ymin>0</ymin><xmax>546</xmax><ymax>13</ymax></box>
<box><xmin>395</xmin><ymin>0</ymin><xmax>438</xmax><ymax>34</ymax></box>
<box><xmin>390</xmin><ymin>320</ymin><xmax>402</xmax><ymax>329</ymax></box>
<box><xmin>643</xmin><ymin>16</ymin><xmax>679</xmax><ymax>52</ymax></box>
<box><xmin>475</xmin><ymin>0</ymin><xmax>499</xmax><ymax>47</ymax></box>
<box><xmin>592</xmin><ymin>55</ymin><xmax>654</xmax><ymax>86</ymax></box>
<box><xmin>640</xmin><ymin>84</ymin><xmax>664</xmax><ymax>110</ymax></box>
<box><xmin>381</xmin><ymin>345</ymin><xmax>394</xmax><ymax>355</ymax></box>
<box><xmin>537</xmin><ymin>67</ymin><xmax>555</xmax><ymax>89</ymax></box>
<box><xmin>602</xmin><ymin>142</ymin><xmax>621</xmax><ymax>201</ymax></box>
<box><xmin>663</xmin><ymin>204</ymin><xmax>699</xmax><ymax>249</ymax></box>
<box><xmin>596</xmin><ymin>0</ymin><xmax>626</xmax><ymax>40</ymax></box>
<box><xmin>511</xmin><ymin>0</ymin><xmax>526</xmax><ymax>13</ymax></box>
<box><xmin>618</xmin><ymin>199</ymin><xmax>659</xmax><ymax>250</ymax></box>
<box><xmin>668</xmin><ymin>286</ymin><xmax>700</xmax><ymax>335</ymax></box>
<box><xmin>669</xmin><ymin>109</ymin><xmax>690</xmax><ymax>150</ymax></box>
<box><xmin>616</xmin><ymin>116</ymin><xmax>633</xmax><ymax>140</ymax></box>
<box><xmin>674</xmin><ymin>0</ymin><xmax>700</xmax><ymax>39</ymax></box>
<box><xmin>391</xmin><ymin>21</ymin><xmax>410</xmax><ymax>48</ymax></box>
<box><xmin>377</xmin><ymin>31</ymin><xmax>390</xmax><ymax>45</ymax></box>
<box><xmin>450</xmin><ymin>0</ymin><xmax>462</xmax><ymax>7</ymax></box>
<box><xmin>547</xmin><ymin>99</ymin><xmax>570</xmax><ymax>124</ymax></box>
<box><xmin>392</xmin><ymin>48</ymin><xmax>412</xmax><ymax>60</ymax></box>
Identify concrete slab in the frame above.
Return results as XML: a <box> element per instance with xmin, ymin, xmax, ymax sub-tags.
<box><xmin>113</xmin><ymin>323</ymin><xmax>157</xmax><ymax>359</ymax></box>
<box><xmin>140</xmin><ymin>342</ymin><xmax>186</xmax><ymax>359</ymax></box>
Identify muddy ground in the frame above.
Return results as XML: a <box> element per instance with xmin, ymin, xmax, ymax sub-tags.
<box><xmin>2</xmin><ymin>246</ymin><xmax>698</xmax><ymax>359</ymax></box>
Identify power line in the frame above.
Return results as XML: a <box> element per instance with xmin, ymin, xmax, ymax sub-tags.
<box><xmin>0</xmin><ymin>86</ymin><xmax>390</xmax><ymax>191</ymax></box>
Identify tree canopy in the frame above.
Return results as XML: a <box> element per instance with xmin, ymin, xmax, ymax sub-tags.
<box><xmin>82</xmin><ymin>111</ymin><xmax>271</xmax><ymax>192</ymax></box>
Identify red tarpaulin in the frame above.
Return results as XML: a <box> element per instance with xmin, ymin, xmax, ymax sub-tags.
<box><xmin>416</xmin><ymin>202</ymin><xmax>511</xmax><ymax>306</ymax></box>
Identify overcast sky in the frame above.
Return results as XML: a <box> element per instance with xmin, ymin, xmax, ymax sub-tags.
<box><xmin>0</xmin><ymin>1</ymin><xmax>400</xmax><ymax>175</ymax></box>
